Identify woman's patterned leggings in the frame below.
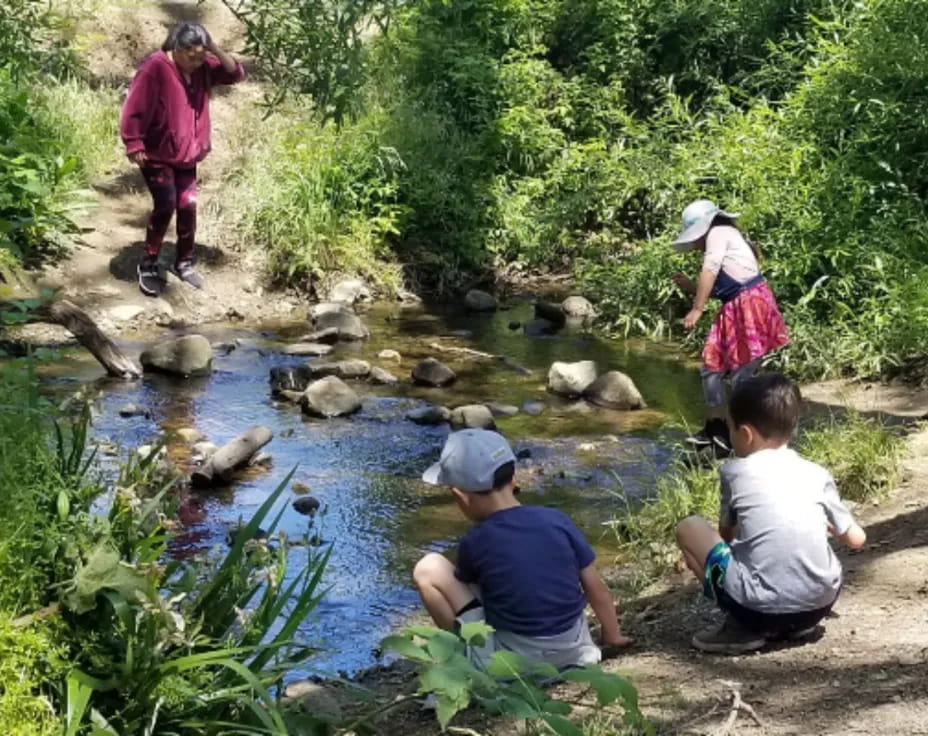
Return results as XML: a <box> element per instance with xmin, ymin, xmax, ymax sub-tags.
<box><xmin>140</xmin><ymin>165</ymin><xmax>197</xmax><ymax>266</ymax></box>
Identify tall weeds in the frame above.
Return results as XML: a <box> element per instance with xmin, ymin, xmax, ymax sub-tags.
<box><xmin>0</xmin><ymin>357</ymin><xmax>333</xmax><ymax>733</ymax></box>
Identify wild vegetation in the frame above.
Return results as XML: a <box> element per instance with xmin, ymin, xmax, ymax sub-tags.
<box><xmin>0</xmin><ymin>0</ymin><xmax>118</xmax><ymax>270</ymax></box>
<box><xmin>227</xmin><ymin>0</ymin><xmax>928</xmax><ymax>380</ymax></box>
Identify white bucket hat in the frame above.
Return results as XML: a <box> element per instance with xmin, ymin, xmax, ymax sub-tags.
<box><xmin>672</xmin><ymin>199</ymin><xmax>740</xmax><ymax>252</ymax></box>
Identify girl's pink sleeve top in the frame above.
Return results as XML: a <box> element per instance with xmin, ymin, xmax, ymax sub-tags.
<box><xmin>120</xmin><ymin>50</ymin><xmax>245</xmax><ymax>167</ymax></box>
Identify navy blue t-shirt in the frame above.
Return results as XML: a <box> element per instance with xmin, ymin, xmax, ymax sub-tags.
<box><xmin>454</xmin><ymin>505</ymin><xmax>595</xmax><ymax>637</ymax></box>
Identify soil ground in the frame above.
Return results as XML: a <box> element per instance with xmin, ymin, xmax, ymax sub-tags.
<box><xmin>18</xmin><ymin>2</ymin><xmax>928</xmax><ymax>733</ymax></box>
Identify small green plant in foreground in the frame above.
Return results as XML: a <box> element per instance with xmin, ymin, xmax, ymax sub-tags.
<box><xmin>379</xmin><ymin>624</ymin><xmax>653</xmax><ymax>735</ymax></box>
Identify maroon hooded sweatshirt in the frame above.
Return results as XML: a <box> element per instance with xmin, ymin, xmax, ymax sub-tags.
<box><xmin>120</xmin><ymin>51</ymin><xmax>245</xmax><ymax>168</ymax></box>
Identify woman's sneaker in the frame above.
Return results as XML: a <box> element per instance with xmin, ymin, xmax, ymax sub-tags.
<box><xmin>692</xmin><ymin>616</ymin><xmax>765</xmax><ymax>654</ymax></box>
<box><xmin>172</xmin><ymin>261</ymin><xmax>204</xmax><ymax>290</ymax></box>
<box><xmin>686</xmin><ymin>418</ymin><xmax>727</xmax><ymax>448</ymax></box>
<box><xmin>137</xmin><ymin>262</ymin><xmax>164</xmax><ymax>297</ymax></box>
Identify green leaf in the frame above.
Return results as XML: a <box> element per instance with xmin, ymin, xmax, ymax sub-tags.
<box><xmin>425</xmin><ymin>629</ymin><xmax>463</xmax><ymax>663</ymax></box>
<box><xmin>419</xmin><ymin>660</ymin><xmax>472</xmax><ymax>702</ymax></box>
<box><xmin>542</xmin><ymin>714</ymin><xmax>582</xmax><ymax>736</ymax></box>
<box><xmin>381</xmin><ymin>634</ymin><xmax>433</xmax><ymax>662</ymax></box>
<box><xmin>458</xmin><ymin>620</ymin><xmax>493</xmax><ymax>646</ymax></box>
<box><xmin>485</xmin><ymin>650</ymin><xmax>559</xmax><ymax>680</ymax></box>
<box><xmin>562</xmin><ymin>667</ymin><xmax>638</xmax><ymax>707</ymax></box>
<box><xmin>435</xmin><ymin>692</ymin><xmax>465</xmax><ymax>729</ymax></box>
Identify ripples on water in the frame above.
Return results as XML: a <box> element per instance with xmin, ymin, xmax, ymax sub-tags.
<box><xmin>35</xmin><ymin>298</ymin><xmax>704</xmax><ymax>676</ymax></box>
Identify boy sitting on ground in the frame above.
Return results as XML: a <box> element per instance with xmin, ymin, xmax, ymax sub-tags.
<box><xmin>413</xmin><ymin>429</ymin><xmax>632</xmax><ymax>669</ymax></box>
<box><xmin>676</xmin><ymin>373</ymin><xmax>867</xmax><ymax>654</ymax></box>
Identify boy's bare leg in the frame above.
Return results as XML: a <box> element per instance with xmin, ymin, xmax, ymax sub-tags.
<box><xmin>413</xmin><ymin>553</ymin><xmax>477</xmax><ymax>631</ymax></box>
<box><xmin>676</xmin><ymin>515</ymin><xmax>724</xmax><ymax>580</ymax></box>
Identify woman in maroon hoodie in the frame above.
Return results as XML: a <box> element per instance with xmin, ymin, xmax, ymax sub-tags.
<box><xmin>121</xmin><ymin>22</ymin><xmax>245</xmax><ymax>296</ymax></box>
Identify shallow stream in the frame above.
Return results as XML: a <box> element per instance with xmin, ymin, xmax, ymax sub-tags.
<box><xmin>35</xmin><ymin>297</ymin><xmax>704</xmax><ymax>677</ymax></box>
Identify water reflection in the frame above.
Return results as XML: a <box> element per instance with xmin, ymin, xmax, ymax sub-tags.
<box><xmin>27</xmin><ymin>298</ymin><xmax>703</xmax><ymax>675</ymax></box>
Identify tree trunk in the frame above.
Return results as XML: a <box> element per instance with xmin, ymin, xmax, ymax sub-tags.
<box><xmin>191</xmin><ymin>425</ymin><xmax>273</xmax><ymax>489</ymax></box>
<box><xmin>40</xmin><ymin>299</ymin><xmax>141</xmax><ymax>378</ymax></box>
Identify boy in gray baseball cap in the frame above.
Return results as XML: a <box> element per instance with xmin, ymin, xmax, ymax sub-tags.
<box><xmin>413</xmin><ymin>429</ymin><xmax>632</xmax><ymax>669</ymax></box>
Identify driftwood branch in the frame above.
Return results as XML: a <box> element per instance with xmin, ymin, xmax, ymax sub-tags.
<box><xmin>39</xmin><ymin>299</ymin><xmax>141</xmax><ymax>378</ymax></box>
<box><xmin>715</xmin><ymin>680</ymin><xmax>765</xmax><ymax>736</ymax></box>
<box><xmin>427</xmin><ymin>342</ymin><xmax>532</xmax><ymax>376</ymax></box>
<box><xmin>191</xmin><ymin>425</ymin><xmax>273</xmax><ymax>488</ymax></box>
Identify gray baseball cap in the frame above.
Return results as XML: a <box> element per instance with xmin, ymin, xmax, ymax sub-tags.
<box><xmin>422</xmin><ymin>429</ymin><xmax>517</xmax><ymax>492</ymax></box>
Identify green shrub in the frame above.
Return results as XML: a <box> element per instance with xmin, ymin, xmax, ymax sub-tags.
<box><xmin>229</xmin><ymin>0</ymin><xmax>928</xmax><ymax>379</ymax></box>
<box><xmin>224</xmin><ymin>103</ymin><xmax>404</xmax><ymax>292</ymax></box>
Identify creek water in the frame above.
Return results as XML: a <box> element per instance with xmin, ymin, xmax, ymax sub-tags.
<box><xmin>35</xmin><ymin>296</ymin><xmax>704</xmax><ymax>677</ymax></box>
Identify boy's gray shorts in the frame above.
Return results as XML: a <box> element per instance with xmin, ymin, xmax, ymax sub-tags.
<box><xmin>455</xmin><ymin>605</ymin><xmax>601</xmax><ymax>671</ymax></box>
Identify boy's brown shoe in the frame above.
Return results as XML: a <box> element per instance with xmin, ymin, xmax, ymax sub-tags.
<box><xmin>692</xmin><ymin>616</ymin><xmax>765</xmax><ymax>654</ymax></box>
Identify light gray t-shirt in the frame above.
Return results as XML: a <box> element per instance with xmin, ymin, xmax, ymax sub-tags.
<box><xmin>719</xmin><ymin>447</ymin><xmax>856</xmax><ymax>613</ymax></box>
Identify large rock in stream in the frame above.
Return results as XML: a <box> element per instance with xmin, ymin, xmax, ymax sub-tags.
<box><xmin>449</xmin><ymin>404</ymin><xmax>497</xmax><ymax>430</ymax></box>
<box><xmin>309</xmin><ymin>303</ymin><xmax>369</xmax><ymax>341</ymax></box>
<box><xmin>583</xmin><ymin>371</ymin><xmax>646</xmax><ymax>410</ymax></box>
<box><xmin>328</xmin><ymin>279</ymin><xmax>371</xmax><ymax>305</ymax></box>
<box><xmin>307</xmin><ymin>359</ymin><xmax>372</xmax><ymax>380</ymax></box>
<box><xmin>140</xmin><ymin>334</ymin><xmax>212</xmax><ymax>377</ymax></box>
<box><xmin>270</xmin><ymin>365</ymin><xmax>312</xmax><ymax>395</ymax></box>
<box><xmin>406</xmin><ymin>405</ymin><xmax>451</xmax><ymax>425</ymax></box>
<box><xmin>300</xmin><ymin>376</ymin><xmax>362</xmax><ymax>418</ymax></box>
<box><xmin>561</xmin><ymin>295</ymin><xmax>596</xmax><ymax>320</ymax></box>
<box><xmin>547</xmin><ymin>360</ymin><xmax>597</xmax><ymax>397</ymax></box>
<box><xmin>464</xmin><ymin>289</ymin><xmax>498</xmax><ymax>312</ymax></box>
<box><xmin>411</xmin><ymin>358</ymin><xmax>457</xmax><ymax>387</ymax></box>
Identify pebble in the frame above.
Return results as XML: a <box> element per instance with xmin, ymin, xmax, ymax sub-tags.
<box><xmin>118</xmin><ymin>403</ymin><xmax>150</xmax><ymax>419</ymax></box>
<box><xmin>174</xmin><ymin>427</ymin><xmax>203</xmax><ymax>443</ymax></box>
<box><xmin>522</xmin><ymin>399</ymin><xmax>545</xmax><ymax>416</ymax></box>
<box><xmin>377</xmin><ymin>349</ymin><xmax>402</xmax><ymax>363</ymax></box>
<box><xmin>292</xmin><ymin>496</ymin><xmax>321</xmax><ymax>516</ymax></box>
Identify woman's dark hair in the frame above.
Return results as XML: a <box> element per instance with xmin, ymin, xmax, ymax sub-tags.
<box><xmin>711</xmin><ymin>214</ymin><xmax>762</xmax><ymax>261</ymax></box>
<box><xmin>162</xmin><ymin>22</ymin><xmax>210</xmax><ymax>52</ymax></box>
<box><xmin>729</xmin><ymin>373</ymin><xmax>801</xmax><ymax>440</ymax></box>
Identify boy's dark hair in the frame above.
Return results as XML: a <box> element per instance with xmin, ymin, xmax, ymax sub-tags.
<box><xmin>492</xmin><ymin>461</ymin><xmax>515</xmax><ymax>491</ymax></box>
<box><xmin>729</xmin><ymin>373</ymin><xmax>801</xmax><ymax>439</ymax></box>
<box><xmin>162</xmin><ymin>22</ymin><xmax>210</xmax><ymax>52</ymax></box>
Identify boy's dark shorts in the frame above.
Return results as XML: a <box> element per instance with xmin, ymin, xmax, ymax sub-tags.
<box><xmin>704</xmin><ymin>541</ymin><xmax>836</xmax><ymax>637</ymax></box>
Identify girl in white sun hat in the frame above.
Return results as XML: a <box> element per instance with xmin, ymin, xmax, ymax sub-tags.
<box><xmin>670</xmin><ymin>199</ymin><xmax>790</xmax><ymax>452</ymax></box>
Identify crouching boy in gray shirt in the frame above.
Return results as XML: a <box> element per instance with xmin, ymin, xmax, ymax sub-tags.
<box><xmin>676</xmin><ymin>373</ymin><xmax>867</xmax><ymax>654</ymax></box>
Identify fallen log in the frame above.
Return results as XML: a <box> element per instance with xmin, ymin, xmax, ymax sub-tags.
<box><xmin>40</xmin><ymin>299</ymin><xmax>141</xmax><ymax>378</ymax></box>
<box><xmin>191</xmin><ymin>425</ymin><xmax>273</xmax><ymax>489</ymax></box>
<box><xmin>427</xmin><ymin>342</ymin><xmax>533</xmax><ymax>376</ymax></box>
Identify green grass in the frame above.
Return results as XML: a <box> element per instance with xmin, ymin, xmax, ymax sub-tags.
<box><xmin>35</xmin><ymin>79</ymin><xmax>121</xmax><ymax>183</ymax></box>
<box><xmin>220</xmin><ymin>100</ymin><xmax>405</xmax><ymax>294</ymax></box>
<box><xmin>797</xmin><ymin>412</ymin><xmax>906</xmax><ymax>503</ymax></box>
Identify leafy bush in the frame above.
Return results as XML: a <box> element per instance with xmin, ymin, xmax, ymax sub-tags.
<box><xmin>224</xmin><ymin>103</ymin><xmax>404</xmax><ymax>293</ymax></box>
<box><xmin>0</xmin><ymin>358</ymin><xmax>334</xmax><ymax>733</ymax></box>
<box><xmin>229</xmin><ymin>0</ymin><xmax>928</xmax><ymax>379</ymax></box>
<box><xmin>382</xmin><ymin>624</ymin><xmax>653</xmax><ymax>735</ymax></box>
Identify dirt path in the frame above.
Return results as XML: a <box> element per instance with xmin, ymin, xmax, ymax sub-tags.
<box><xmin>33</xmin><ymin>0</ymin><xmax>303</xmax><ymax>341</ymax></box>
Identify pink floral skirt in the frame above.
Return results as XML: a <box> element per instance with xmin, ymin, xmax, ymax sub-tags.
<box><xmin>703</xmin><ymin>281</ymin><xmax>789</xmax><ymax>373</ymax></box>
